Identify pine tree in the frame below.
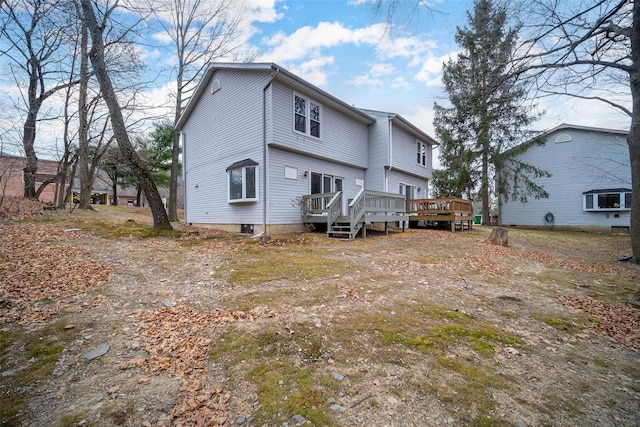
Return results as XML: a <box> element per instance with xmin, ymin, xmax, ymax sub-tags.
<box><xmin>433</xmin><ymin>0</ymin><xmax>548</xmax><ymax>225</ymax></box>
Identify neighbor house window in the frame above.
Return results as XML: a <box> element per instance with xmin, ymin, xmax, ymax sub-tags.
<box><xmin>227</xmin><ymin>159</ymin><xmax>258</xmax><ymax>202</ymax></box>
<box><xmin>583</xmin><ymin>189</ymin><xmax>631</xmax><ymax>211</ymax></box>
<box><xmin>294</xmin><ymin>93</ymin><xmax>321</xmax><ymax>139</ymax></box>
<box><xmin>417</xmin><ymin>141</ymin><xmax>426</xmax><ymax>166</ymax></box>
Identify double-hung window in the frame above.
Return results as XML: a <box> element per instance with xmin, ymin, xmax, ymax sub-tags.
<box><xmin>294</xmin><ymin>93</ymin><xmax>321</xmax><ymax>139</ymax></box>
<box><xmin>417</xmin><ymin>141</ymin><xmax>427</xmax><ymax>167</ymax></box>
<box><xmin>583</xmin><ymin>189</ymin><xmax>631</xmax><ymax>211</ymax></box>
<box><xmin>227</xmin><ymin>159</ymin><xmax>258</xmax><ymax>203</ymax></box>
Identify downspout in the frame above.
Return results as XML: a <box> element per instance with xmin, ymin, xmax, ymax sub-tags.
<box><xmin>181</xmin><ymin>132</ymin><xmax>187</xmax><ymax>224</ymax></box>
<box><xmin>260</xmin><ymin>66</ymin><xmax>280</xmax><ymax>237</ymax></box>
<box><xmin>385</xmin><ymin>116</ymin><xmax>393</xmax><ymax>192</ymax></box>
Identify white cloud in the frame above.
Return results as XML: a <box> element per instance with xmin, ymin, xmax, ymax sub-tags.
<box><xmin>404</xmin><ymin>105</ymin><xmax>436</xmax><ymax>137</ymax></box>
<box><xmin>288</xmin><ymin>57</ymin><xmax>336</xmax><ymax>86</ymax></box>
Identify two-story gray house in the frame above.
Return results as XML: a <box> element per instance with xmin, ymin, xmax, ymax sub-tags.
<box><xmin>499</xmin><ymin>124</ymin><xmax>631</xmax><ymax>233</ymax></box>
<box><xmin>175</xmin><ymin>63</ymin><xmax>437</xmax><ymax>237</ymax></box>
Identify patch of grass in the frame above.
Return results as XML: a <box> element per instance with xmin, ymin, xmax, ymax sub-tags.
<box><xmin>360</xmin><ymin>303</ymin><xmax>521</xmax><ymax>358</ymax></box>
<box><xmin>0</xmin><ymin>321</ymin><xmax>78</xmax><ymax>426</ymax></box>
<box><xmin>105</xmin><ymin>400</ymin><xmax>137</xmax><ymax>426</ymax></box>
<box><xmin>37</xmin><ymin>213</ymin><xmax>179</xmax><ymax>239</ymax></box>
<box><xmin>54</xmin><ymin>412</ymin><xmax>93</xmax><ymax>427</ymax></box>
<box><xmin>435</xmin><ymin>357</ymin><xmax>511</xmax><ymax>425</ymax></box>
<box><xmin>209</xmin><ymin>323</ymin><xmax>333</xmax><ymax>425</ymax></box>
<box><xmin>250</xmin><ymin>364</ymin><xmax>332</xmax><ymax>425</ymax></box>
<box><xmin>538</xmin><ymin>315</ymin><xmax>582</xmax><ymax>333</ymax></box>
<box><xmin>222</xmin><ymin>244</ymin><xmax>352</xmax><ymax>285</ymax></box>
<box><xmin>21</xmin><ymin>320</ymin><xmax>76</xmax><ymax>383</ymax></box>
<box><xmin>0</xmin><ymin>394</ymin><xmax>28</xmax><ymax>427</ymax></box>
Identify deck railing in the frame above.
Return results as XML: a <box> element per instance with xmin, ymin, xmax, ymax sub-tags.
<box><xmin>304</xmin><ymin>192</ymin><xmax>337</xmax><ymax>213</ymax></box>
<box><xmin>349</xmin><ymin>189</ymin><xmax>406</xmax><ymax>226</ymax></box>
<box><xmin>325</xmin><ymin>191</ymin><xmax>343</xmax><ymax>228</ymax></box>
<box><xmin>406</xmin><ymin>197</ymin><xmax>473</xmax><ymax>216</ymax></box>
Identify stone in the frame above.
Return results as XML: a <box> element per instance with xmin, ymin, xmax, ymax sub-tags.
<box><xmin>291</xmin><ymin>414</ymin><xmax>306</xmax><ymax>425</ymax></box>
<box><xmin>333</xmin><ymin>373</ymin><xmax>344</xmax><ymax>381</ymax></box>
<box><xmin>330</xmin><ymin>404</ymin><xmax>346</xmax><ymax>412</ymax></box>
<box><xmin>236</xmin><ymin>415</ymin><xmax>246</xmax><ymax>425</ymax></box>
<box><xmin>83</xmin><ymin>344</ymin><xmax>110</xmax><ymax>360</ymax></box>
<box><xmin>515</xmin><ymin>420</ymin><xmax>527</xmax><ymax>427</ymax></box>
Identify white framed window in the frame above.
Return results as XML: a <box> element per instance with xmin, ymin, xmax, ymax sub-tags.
<box><xmin>583</xmin><ymin>189</ymin><xmax>631</xmax><ymax>211</ymax></box>
<box><xmin>310</xmin><ymin>172</ymin><xmax>342</xmax><ymax>194</ymax></box>
<box><xmin>294</xmin><ymin>93</ymin><xmax>322</xmax><ymax>139</ymax></box>
<box><xmin>227</xmin><ymin>159</ymin><xmax>258</xmax><ymax>203</ymax></box>
<box><xmin>417</xmin><ymin>141</ymin><xmax>427</xmax><ymax>167</ymax></box>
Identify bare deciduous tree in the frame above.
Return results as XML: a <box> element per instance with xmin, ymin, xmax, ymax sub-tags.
<box><xmin>81</xmin><ymin>0</ymin><xmax>171</xmax><ymax>229</ymax></box>
<box><xmin>147</xmin><ymin>0</ymin><xmax>252</xmax><ymax>221</ymax></box>
<box><xmin>0</xmin><ymin>0</ymin><xmax>79</xmax><ymax>199</ymax></box>
<box><xmin>515</xmin><ymin>0</ymin><xmax>639</xmax><ymax>262</ymax></box>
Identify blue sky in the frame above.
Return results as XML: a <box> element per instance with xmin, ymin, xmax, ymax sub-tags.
<box><xmin>228</xmin><ymin>0</ymin><xmax>630</xmax><ymax>139</ymax></box>
<box><xmin>0</xmin><ymin>0</ymin><xmax>632</xmax><ymax>160</ymax></box>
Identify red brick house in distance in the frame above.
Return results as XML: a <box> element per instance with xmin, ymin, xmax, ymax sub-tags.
<box><xmin>0</xmin><ymin>154</ymin><xmax>68</xmax><ymax>204</ymax></box>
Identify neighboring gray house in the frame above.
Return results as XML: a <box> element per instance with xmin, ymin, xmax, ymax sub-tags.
<box><xmin>175</xmin><ymin>63</ymin><xmax>437</xmax><ymax>236</ymax></box>
<box><xmin>499</xmin><ymin>124</ymin><xmax>631</xmax><ymax>233</ymax></box>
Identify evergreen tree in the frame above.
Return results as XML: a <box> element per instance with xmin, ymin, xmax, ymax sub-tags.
<box><xmin>433</xmin><ymin>0</ymin><xmax>549</xmax><ymax>225</ymax></box>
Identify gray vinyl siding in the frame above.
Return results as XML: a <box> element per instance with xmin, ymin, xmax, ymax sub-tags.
<box><xmin>365</xmin><ymin>116</ymin><xmax>390</xmax><ymax>192</ymax></box>
<box><xmin>391</xmin><ymin>123</ymin><xmax>432</xmax><ymax>179</ymax></box>
<box><xmin>268</xmin><ymin>147</ymin><xmax>366</xmax><ymax>223</ymax></box>
<box><xmin>500</xmin><ymin>128</ymin><xmax>630</xmax><ymax>228</ymax></box>
<box><xmin>388</xmin><ymin>171</ymin><xmax>429</xmax><ymax>199</ymax></box>
<box><xmin>182</xmin><ymin>68</ymin><xmax>269</xmax><ymax>225</ymax></box>
<box><xmin>269</xmin><ymin>82</ymin><xmax>369</xmax><ymax>169</ymax></box>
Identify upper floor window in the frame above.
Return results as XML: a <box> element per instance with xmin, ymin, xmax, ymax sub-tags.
<box><xmin>226</xmin><ymin>159</ymin><xmax>258</xmax><ymax>203</ymax></box>
<box><xmin>583</xmin><ymin>188</ymin><xmax>631</xmax><ymax>211</ymax></box>
<box><xmin>294</xmin><ymin>93</ymin><xmax>321</xmax><ymax>139</ymax></box>
<box><xmin>417</xmin><ymin>141</ymin><xmax>427</xmax><ymax>166</ymax></box>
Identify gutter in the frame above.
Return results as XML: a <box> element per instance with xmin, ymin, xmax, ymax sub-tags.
<box><xmin>262</xmin><ymin>66</ymin><xmax>280</xmax><ymax>237</ymax></box>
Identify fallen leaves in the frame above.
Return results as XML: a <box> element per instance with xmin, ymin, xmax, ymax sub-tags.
<box><xmin>0</xmin><ymin>196</ymin><xmax>47</xmax><ymax>220</ymax></box>
<box><xmin>558</xmin><ymin>295</ymin><xmax>640</xmax><ymax>350</ymax></box>
<box><xmin>128</xmin><ymin>305</ymin><xmax>279</xmax><ymax>426</ymax></box>
<box><xmin>0</xmin><ymin>223</ymin><xmax>113</xmax><ymax>323</ymax></box>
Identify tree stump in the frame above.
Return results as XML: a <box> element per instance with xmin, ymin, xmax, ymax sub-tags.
<box><xmin>488</xmin><ymin>227</ymin><xmax>508</xmax><ymax>247</ymax></box>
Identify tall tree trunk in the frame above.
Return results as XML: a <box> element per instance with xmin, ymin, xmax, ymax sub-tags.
<box><xmin>168</xmin><ymin>131</ymin><xmax>179</xmax><ymax>221</ymax></box>
<box><xmin>168</xmin><ymin>74</ymin><xmax>183</xmax><ymax>222</ymax></box>
<box><xmin>629</xmin><ymin>0</ymin><xmax>640</xmax><ymax>264</ymax></box>
<box><xmin>81</xmin><ymin>0</ymin><xmax>171</xmax><ymax>229</ymax></box>
<box><xmin>77</xmin><ymin>12</ymin><xmax>92</xmax><ymax>210</ymax></box>
<box><xmin>111</xmin><ymin>179</ymin><xmax>118</xmax><ymax>206</ymax></box>
<box><xmin>23</xmin><ymin>111</ymin><xmax>38</xmax><ymax>200</ymax></box>
<box><xmin>481</xmin><ymin>151</ymin><xmax>490</xmax><ymax>225</ymax></box>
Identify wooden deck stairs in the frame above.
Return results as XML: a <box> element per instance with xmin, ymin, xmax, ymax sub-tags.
<box><xmin>304</xmin><ymin>190</ymin><xmax>407</xmax><ymax>240</ymax></box>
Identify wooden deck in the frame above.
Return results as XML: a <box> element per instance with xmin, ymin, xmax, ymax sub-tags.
<box><xmin>303</xmin><ymin>190</ymin><xmax>407</xmax><ymax>239</ymax></box>
<box><xmin>406</xmin><ymin>198</ymin><xmax>474</xmax><ymax>232</ymax></box>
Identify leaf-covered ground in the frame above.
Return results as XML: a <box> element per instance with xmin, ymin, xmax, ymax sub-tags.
<box><xmin>1</xmin><ymin>205</ymin><xmax>639</xmax><ymax>426</ymax></box>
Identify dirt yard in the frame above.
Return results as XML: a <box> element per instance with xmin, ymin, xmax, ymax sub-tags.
<box><xmin>1</xmin><ymin>205</ymin><xmax>639</xmax><ymax>427</ymax></box>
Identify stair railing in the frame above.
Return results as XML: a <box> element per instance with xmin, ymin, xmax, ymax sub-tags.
<box><xmin>325</xmin><ymin>191</ymin><xmax>343</xmax><ymax>230</ymax></box>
